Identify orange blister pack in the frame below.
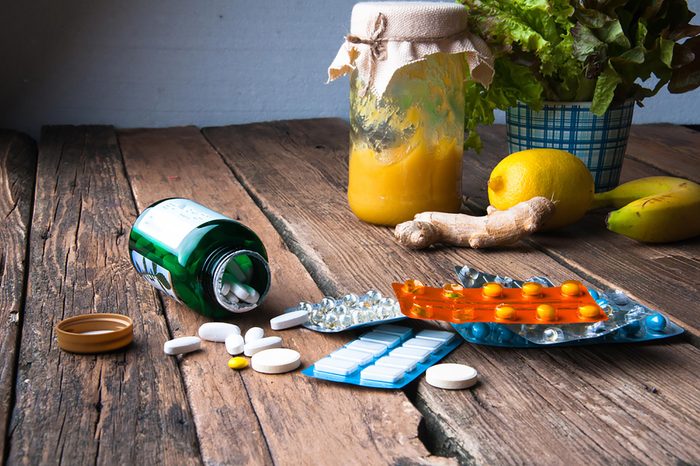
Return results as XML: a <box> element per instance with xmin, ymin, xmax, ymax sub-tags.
<box><xmin>392</xmin><ymin>280</ymin><xmax>608</xmax><ymax>325</ymax></box>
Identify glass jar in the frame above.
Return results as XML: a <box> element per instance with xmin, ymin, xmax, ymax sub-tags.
<box><xmin>348</xmin><ymin>52</ymin><xmax>466</xmax><ymax>225</ymax></box>
<box><xmin>129</xmin><ymin>198</ymin><xmax>271</xmax><ymax>318</ymax></box>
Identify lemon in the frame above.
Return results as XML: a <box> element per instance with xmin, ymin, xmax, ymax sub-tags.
<box><xmin>487</xmin><ymin>149</ymin><xmax>594</xmax><ymax>230</ymax></box>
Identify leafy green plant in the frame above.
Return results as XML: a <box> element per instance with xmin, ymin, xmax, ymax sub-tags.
<box><xmin>461</xmin><ymin>0</ymin><xmax>700</xmax><ymax>151</ymax></box>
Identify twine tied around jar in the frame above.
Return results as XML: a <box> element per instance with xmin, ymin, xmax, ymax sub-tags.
<box><xmin>345</xmin><ymin>13</ymin><xmax>389</xmax><ymax>95</ymax></box>
<box><xmin>346</xmin><ymin>13</ymin><xmax>389</xmax><ymax>61</ymax></box>
<box><xmin>328</xmin><ymin>2</ymin><xmax>495</xmax><ymax>98</ymax></box>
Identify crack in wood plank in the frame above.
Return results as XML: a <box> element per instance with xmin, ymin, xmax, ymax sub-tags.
<box><xmin>0</xmin><ymin>130</ymin><xmax>36</xmax><ymax>463</ymax></box>
<box><xmin>202</xmin><ymin>118</ymin><xmax>700</xmax><ymax>465</ymax></box>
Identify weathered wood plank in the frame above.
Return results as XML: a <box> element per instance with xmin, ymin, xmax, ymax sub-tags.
<box><xmin>627</xmin><ymin>124</ymin><xmax>700</xmax><ymax>183</ymax></box>
<box><xmin>118</xmin><ymin>126</ymin><xmax>443</xmax><ymax>466</ymax></box>
<box><xmin>204</xmin><ymin>118</ymin><xmax>700</xmax><ymax>465</ymax></box>
<box><xmin>470</xmin><ymin>126</ymin><xmax>700</xmax><ymax>338</ymax></box>
<box><xmin>0</xmin><ymin>130</ymin><xmax>36</xmax><ymax>458</ymax></box>
<box><xmin>7</xmin><ymin>126</ymin><xmax>201</xmax><ymax>465</ymax></box>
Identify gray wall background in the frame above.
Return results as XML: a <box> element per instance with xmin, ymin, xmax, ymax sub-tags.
<box><xmin>2</xmin><ymin>0</ymin><xmax>699</xmax><ymax>139</ymax></box>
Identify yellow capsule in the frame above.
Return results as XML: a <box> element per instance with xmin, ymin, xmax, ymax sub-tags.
<box><xmin>442</xmin><ymin>283</ymin><xmax>464</xmax><ymax>299</ymax></box>
<box><xmin>228</xmin><ymin>357</ymin><xmax>249</xmax><ymax>370</ymax></box>
<box><xmin>482</xmin><ymin>282</ymin><xmax>503</xmax><ymax>298</ymax></box>
<box><xmin>452</xmin><ymin>307</ymin><xmax>474</xmax><ymax>323</ymax></box>
<box><xmin>561</xmin><ymin>280</ymin><xmax>582</xmax><ymax>297</ymax></box>
<box><xmin>402</xmin><ymin>279</ymin><xmax>424</xmax><ymax>295</ymax></box>
<box><xmin>409</xmin><ymin>303</ymin><xmax>433</xmax><ymax>319</ymax></box>
<box><xmin>495</xmin><ymin>304</ymin><xmax>516</xmax><ymax>320</ymax></box>
<box><xmin>536</xmin><ymin>304</ymin><xmax>556</xmax><ymax>321</ymax></box>
<box><xmin>578</xmin><ymin>305</ymin><xmax>600</xmax><ymax>319</ymax></box>
<box><xmin>521</xmin><ymin>282</ymin><xmax>542</xmax><ymax>297</ymax></box>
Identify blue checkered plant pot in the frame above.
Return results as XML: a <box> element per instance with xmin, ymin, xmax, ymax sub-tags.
<box><xmin>506</xmin><ymin>101</ymin><xmax>635</xmax><ymax>192</ymax></box>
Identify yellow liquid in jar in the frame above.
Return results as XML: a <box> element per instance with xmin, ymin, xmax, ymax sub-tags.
<box><xmin>348</xmin><ymin>136</ymin><xmax>462</xmax><ymax>226</ymax></box>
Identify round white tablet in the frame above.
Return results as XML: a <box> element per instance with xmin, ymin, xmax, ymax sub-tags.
<box><xmin>251</xmin><ymin>348</ymin><xmax>301</xmax><ymax>374</ymax></box>
<box><xmin>425</xmin><ymin>363</ymin><xmax>478</xmax><ymax>390</ymax></box>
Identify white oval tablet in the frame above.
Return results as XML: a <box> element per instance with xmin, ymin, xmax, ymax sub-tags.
<box><xmin>244</xmin><ymin>336</ymin><xmax>282</xmax><ymax>357</ymax></box>
<box><xmin>164</xmin><ymin>336</ymin><xmax>201</xmax><ymax>355</ymax></box>
<box><xmin>244</xmin><ymin>327</ymin><xmax>265</xmax><ymax>343</ymax></box>
<box><xmin>425</xmin><ymin>363</ymin><xmax>478</xmax><ymax>390</ymax></box>
<box><xmin>225</xmin><ymin>333</ymin><xmax>245</xmax><ymax>355</ymax></box>
<box><xmin>198</xmin><ymin>322</ymin><xmax>241</xmax><ymax>342</ymax></box>
<box><xmin>270</xmin><ymin>310</ymin><xmax>309</xmax><ymax>330</ymax></box>
<box><xmin>236</xmin><ymin>284</ymin><xmax>260</xmax><ymax>304</ymax></box>
<box><xmin>251</xmin><ymin>348</ymin><xmax>301</xmax><ymax>374</ymax></box>
<box><xmin>232</xmin><ymin>282</ymin><xmax>250</xmax><ymax>300</ymax></box>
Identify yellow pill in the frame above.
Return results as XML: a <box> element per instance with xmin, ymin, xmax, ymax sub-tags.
<box><xmin>495</xmin><ymin>305</ymin><xmax>516</xmax><ymax>320</ymax></box>
<box><xmin>536</xmin><ymin>304</ymin><xmax>556</xmax><ymax>321</ymax></box>
<box><xmin>522</xmin><ymin>282</ymin><xmax>542</xmax><ymax>297</ymax></box>
<box><xmin>442</xmin><ymin>283</ymin><xmax>464</xmax><ymax>299</ymax></box>
<box><xmin>482</xmin><ymin>282</ymin><xmax>503</xmax><ymax>298</ymax></box>
<box><xmin>410</xmin><ymin>303</ymin><xmax>433</xmax><ymax>319</ymax></box>
<box><xmin>402</xmin><ymin>279</ymin><xmax>424</xmax><ymax>294</ymax></box>
<box><xmin>228</xmin><ymin>357</ymin><xmax>249</xmax><ymax>370</ymax></box>
<box><xmin>578</xmin><ymin>305</ymin><xmax>600</xmax><ymax>319</ymax></box>
<box><xmin>561</xmin><ymin>280</ymin><xmax>582</xmax><ymax>297</ymax></box>
<box><xmin>452</xmin><ymin>307</ymin><xmax>474</xmax><ymax>323</ymax></box>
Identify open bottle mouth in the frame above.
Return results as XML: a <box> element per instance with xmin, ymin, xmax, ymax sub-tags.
<box><xmin>211</xmin><ymin>250</ymin><xmax>270</xmax><ymax>313</ymax></box>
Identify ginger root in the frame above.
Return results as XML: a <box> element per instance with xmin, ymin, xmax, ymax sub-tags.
<box><xmin>394</xmin><ymin>196</ymin><xmax>555</xmax><ymax>249</ymax></box>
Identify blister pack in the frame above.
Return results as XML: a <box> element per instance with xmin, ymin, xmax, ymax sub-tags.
<box><xmin>393</xmin><ymin>279</ymin><xmax>607</xmax><ymax>325</ymax></box>
<box><xmin>454</xmin><ymin>312</ymin><xmax>683</xmax><ymax>347</ymax></box>
<box><xmin>302</xmin><ymin>324</ymin><xmax>461</xmax><ymax>389</ymax></box>
<box><xmin>284</xmin><ymin>291</ymin><xmax>406</xmax><ymax>333</ymax></box>
<box><xmin>453</xmin><ymin>266</ymin><xmax>684</xmax><ymax>347</ymax></box>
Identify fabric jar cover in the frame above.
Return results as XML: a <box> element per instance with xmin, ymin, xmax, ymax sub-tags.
<box><xmin>328</xmin><ymin>2</ymin><xmax>494</xmax><ymax>97</ymax></box>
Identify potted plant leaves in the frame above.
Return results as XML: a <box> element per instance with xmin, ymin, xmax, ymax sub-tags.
<box><xmin>460</xmin><ymin>0</ymin><xmax>700</xmax><ymax>191</ymax></box>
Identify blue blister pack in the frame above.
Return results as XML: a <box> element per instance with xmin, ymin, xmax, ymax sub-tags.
<box><xmin>302</xmin><ymin>324</ymin><xmax>461</xmax><ymax>389</ymax></box>
<box><xmin>454</xmin><ymin>313</ymin><xmax>684</xmax><ymax>348</ymax></box>
<box><xmin>453</xmin><ymin>266</ymin><xmax>684</xmax><ymax>347</ymax></box>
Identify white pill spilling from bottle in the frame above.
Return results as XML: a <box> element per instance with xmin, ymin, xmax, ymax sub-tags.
<box><xmin>270</xmin><ymin>310</ymin><xmax>309</xmax><ymax>330</ymax></box>
<box><xmin>198</xmin><ymin>322</ymin><xmax>241</xmax><ymax>342</ymax></box>
<box><xmin>225</xmin><ymin>334</ymin><xmax>245</xmax><ymax>355</ymax></box>
<box><xmin>244</xmin><ymin>336</ymin><xmax>282</xmax><ymax>357</ymax></box>
<box><xmin>164</xmin><ymin>336</ymin><xmax>201</xmax><ymax>355</ymax></box>
<box><xmin>244</xmin><ymin>327</ymin><xmax>265</xmax><ymax>343</ymax></box>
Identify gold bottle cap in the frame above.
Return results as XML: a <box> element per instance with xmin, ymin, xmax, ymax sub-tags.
<box><xmin>56</xmin><ymin>313</ymin><xmax>134</xmax><ymax>354</ymax></box>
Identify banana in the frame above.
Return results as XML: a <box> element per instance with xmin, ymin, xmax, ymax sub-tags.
<box><xmin>591</xmin><ymin>176</ymin><xmax>694</xmax><ymax>209</ymax></box>
<box><xmin>594</xmin><ymin>176</ymin><xmax>700</xmax><ymax>243</ymax></box>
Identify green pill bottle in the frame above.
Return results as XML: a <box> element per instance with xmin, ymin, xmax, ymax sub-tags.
<box><xmin>129</xmin><ymin>198</ymin><xmax>271</xmax><ymax>318</ymax></box>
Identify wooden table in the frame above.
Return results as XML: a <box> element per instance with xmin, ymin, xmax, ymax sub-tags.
<box><xmin>1</xmin><ymin>121</ymin><xmax>698</xmax><ymax>465</ymax></box>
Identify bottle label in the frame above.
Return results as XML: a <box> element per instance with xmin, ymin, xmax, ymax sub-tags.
<box><xmin>134</xmin><ymin>199</ymin><xmax>229</xmax><ymax>251</ymax></box>
<box><xmin>131</xmin><ymin>250</ymin><xmax>181</xmax><ymax>302</ymax></box>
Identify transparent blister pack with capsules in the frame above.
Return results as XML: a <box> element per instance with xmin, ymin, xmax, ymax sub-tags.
<box><xmin>453</xmin><ymin>266</ymin><xmax>683</xmax><ymax>347</ymax></box>
<box><xmin>284</xmin><ymin>291</ymin><xmax>406</xmax><ymax>333</ymax></box>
